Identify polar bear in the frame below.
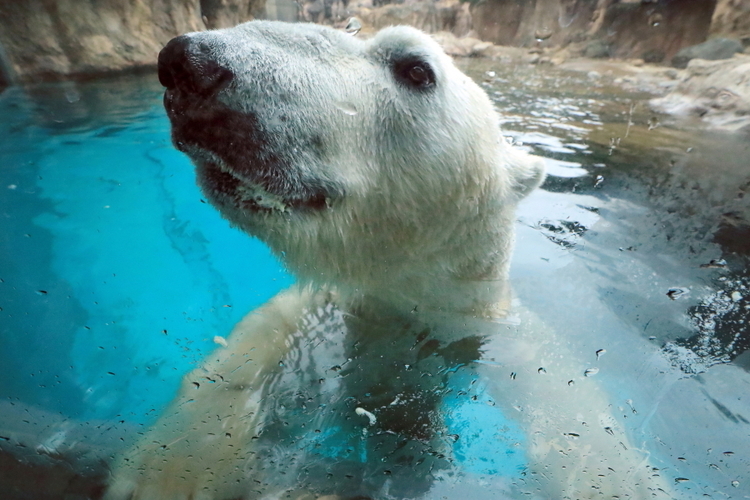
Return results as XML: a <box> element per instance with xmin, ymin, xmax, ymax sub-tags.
<box><xmin>106</xmin><ymin>21</ymin><xmax>669</xmax><ymax>500</ymax></box>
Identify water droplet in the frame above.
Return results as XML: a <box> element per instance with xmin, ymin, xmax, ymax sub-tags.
<box><xmin>213</xmin><ymin>335</ymin><xmax>228</xmax><ymax>347</ymax></box>
<box><xmin>335</xmin><ymin>101</ymin><xmax>358</xmax><ymax>116</ymax></box>
<box><xmin>448</xmin><ymin>433</ymin><xmax>460</xmax><ymax>442</ymax></box>
<box><xmin>596</xmin><ymin>349</ymin><xmax>606</xmax><ymax>360</ymax></box>
<box><xmin>649</xmin><ymin>13</ymin><xmax>663</xmax><ymax>27</ymax></box>
<box><xmin>64</xmin><ymin>88</ymin><xmax>81</xmax><ymax>103</ymax></box>
<box><xmin>732</xmin><ymin>480</ymin><xmax>740</xmax><ymax>488</ymax></box>
<box><xmin>568</xmin><ymin>379</ymin><xmax>575</xmax><ymax>386</ymax></box>
<box><xmin>192</xmin><ymin>382</ymin><xmax>200</xmax><ymax>389</ymax></box>
<box><xmin>534</xmin><ymin>28</ymin><xmax>553</xmax><ymax>42</ymax></box>
<box><xmin>626</xmin><ymin>399</ymin><xmax>637</xmax><ymax>414</ymax></box>
<box><xmin>648</xmin><ymin>116</ymin><xmax>660</xmax><ymax>130</ymax></box>
<box><xmin>731</xmin><ymin>291</ymin><xmax>743</xmax><ymax>302</ymax></box>
<box><xmin>594</xmin><ymin>175</ymin><xmax>604</xmax><ymax>188</ymax></box>
<box><xmin>723</xmin><ymin>451</ymin><xmax>734</xmax><ymax>456</ymax></box>
<box><xmin>564</xmin><ymin>432</ymin><xmax>580</xmax><ymax>439</ymax></box>
<box><xmin>675</xmin><ymin>477</ymin><xmax>690</xmax><ymax>483</ymax></box>
<box><xmin>604</xmin><ymin>427</ymin><xmax>614</xmax><ymax>436</ymax></box>
<box><xmin>510</xmin><ymin>372</ymin><xmax>517</xmax><ymax>379</ymax></box>
<box><xmin>667</xmin><ymin>287</ymin><xmax>689</xmax><ymax>300</ymax></box>
<box><xmin>584</xmin><ymin>367</ymin><xmax>599</xmax><ymax>377</ymax></box>
<box><xmin>538</xmin><ymin>367</ymin><xmax>547</xmax><ymax>374</ymax></box>
<box><xmin>355</xmin><ymin>407</ymin><xmax>376</xmax><ymax>426</ymax></box>
<box><xmin>700</xmin><ymin>259</ymin><xmax>727</xmax><ymax>269</ymax></box>
<box><xmin>344</xmin><ymin>17</ymin><xmax>362</xmax><ymax>36</ymax></box>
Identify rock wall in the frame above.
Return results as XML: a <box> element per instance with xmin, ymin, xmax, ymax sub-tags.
<box><xmin>0</xmin><ymin>0</ymin><xmax>262</xmax><ymax>84</ymax></box>
<box><xmin>469</xmin><ymin>0</ymin><xmax>717</xmax><ymax>62</ymax></box>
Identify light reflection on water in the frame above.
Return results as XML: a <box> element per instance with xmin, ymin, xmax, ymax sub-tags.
<box><xmin>0</xmin><ymin>61</ymin><xmax>749</xmax><ymax>497</ymax></box>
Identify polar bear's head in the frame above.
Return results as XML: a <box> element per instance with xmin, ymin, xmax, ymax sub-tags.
<box><xmin>158</xmin><ymin>21</ymin><xmax>544</xmax><ymax>313</ymax></box>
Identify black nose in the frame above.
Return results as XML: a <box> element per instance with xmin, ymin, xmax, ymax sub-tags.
<box><xmin>158</xmin><ymin>35</ymin><xmax>234</xmax><ymax>96</ymax></box>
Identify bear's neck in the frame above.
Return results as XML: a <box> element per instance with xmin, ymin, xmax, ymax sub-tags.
<box><xmin>337</xmin><ymin>271</ymin><xmax>513</xmax><ymax>321</ymax></box>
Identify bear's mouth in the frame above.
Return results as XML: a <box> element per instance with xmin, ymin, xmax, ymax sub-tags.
<box><xmin>164</xmin><ymin>90</ymin><xmax>332</xmax><ymax>213</ymax></box>
<box><xmin>197</xmin><ymin>159</ymin><xmax>329</xmax><ymax>213</ymax></box>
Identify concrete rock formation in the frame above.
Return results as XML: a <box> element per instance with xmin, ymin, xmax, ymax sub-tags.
<box><xmin>0</xmin><ymin>0</ymin><xmax>263</xmax><ymax>84</ymax></box>
<box><xmin>651</xmin><ymin>54</ymin><xmax>750</xmax><ymax>132</ymax></box>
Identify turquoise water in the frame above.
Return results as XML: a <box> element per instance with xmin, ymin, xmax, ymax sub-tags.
<box><xmin>0</xmin><ymin>76</ymin><xmax>292</xmax><ymax>425</ymax></box>
<box><xmin>0</xmin><ymin>65</ymin><xmax>749</xmax><ymax>498</ymax></box>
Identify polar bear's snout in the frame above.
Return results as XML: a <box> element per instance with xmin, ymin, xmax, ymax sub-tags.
<box><xmin>158</xmin><ymin>35</ymin><xmax>234</xmax><ymax>99</ymax></box>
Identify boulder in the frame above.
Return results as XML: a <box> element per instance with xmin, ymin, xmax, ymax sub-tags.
<box><xmin>651</xmin><ymin>54</ymin><xmax>750</xmax><ymax>132</ymax></box>
<box><xmin>671</xmin><ymin>37</ymin><xmax>744</xmax><ymax>68</ymax></box>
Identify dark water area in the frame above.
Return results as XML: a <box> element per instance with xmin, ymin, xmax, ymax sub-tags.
<box><xmin>0</xmin><ymin>62</ymin><xmax>749</xmax><ymax>498</ymax></box>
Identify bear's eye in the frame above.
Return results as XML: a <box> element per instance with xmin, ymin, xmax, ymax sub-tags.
<box><xmin>393</xmin><ymin>57</ymin><xmax>435</xmax><ymax>90</ymax></box>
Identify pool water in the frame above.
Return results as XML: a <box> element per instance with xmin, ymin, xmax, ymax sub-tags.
<box><xmin>1</xmin><ymin>63</ymin><xmax>749</xmax><ymax>499</ymax></box>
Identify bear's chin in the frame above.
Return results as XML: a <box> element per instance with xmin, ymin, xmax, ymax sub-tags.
<box><xmin>197</xmin><ymin>160</ymin><xmax>329</xmax><ymax>214</ymax></box>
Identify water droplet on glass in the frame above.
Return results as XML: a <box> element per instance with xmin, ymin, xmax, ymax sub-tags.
<box><xmin>649</xmin><ymin>13</ymin><xmax>663</xmax><ymax>27</ymax></box>
<box><xmin>355</xmin><ymin>407</ymin><xmax>377</xmax><ymax>426</ymax></box>
<box><xmin>594</xmin><ymin>175</ymin><xmax>604</xmax><ymax>188</ymax></box>
<box><xmin>731</xmin><ymin>291</ymin><xmax>743</xmax><ymax>302</ymax></box>
<box><xmin>732</xmin><ymin>480</ymin><xmax>740</xmax><ymax>488</ymax></box>
<box><xmin>667</xmin><ymin>287</ymin><xmax>689</xmax><ymax>300</ymax></box>
<box><xmin>596</xmin><ymin>349</ymin><xmax>606</xmax><ymax>360</ymax></box>
<box><xmin>675</xmin><ymin>477</ymin><xmax>690</xmax><ymax>483</ymax></box>
<box><xmin>538</xmin><ymin>367</ymin><xmax>546</xmax><ymax>374</ymax></box>
<box><xmin>700</xmin><ymin>259</ymin><xmax>727</xmax><ymax>269</ymax></box>
<box><xmin>568</xmin><ymin>379</ymin><xmax>575</xmax><ymax>386</ymax></box>
<box><xmin>648</xmin><ymin>116</ymin><xmax>660</xmax><ymax>130</ymax></box>
<box><xmin>192</xmin><ymin>382</ymin><xmax>200</xmax><ymax>389</ymax></box>
<box><xmin>534</xmin><ymin>28</ymin><xmax>553</xmax><ymax>42</ymax></box>
<box><xmin>510</xmin><ymin>372</ymin><xmax>517</xmax><ymax>379</ymax></box>
<box><xmin>65</xmin><ymin>88</ymin><xmax>81</xmax><ymax>103</ymax></box>
<box><xmin>335</xmin><ymin>101</ymin><xmax>358</xmax><ymax>116</ymax></box>
<box><xmin>604</xmin><ymin>427</ymin><xmax>614</xmax><ymax>436</ymax></box>
<box><xmin>584</xmin><ymin>367</ymin><xmax>599</xmax><ymax>377</ymax></box>
<box><xmin>345</xmin><ymin>17</ymin><xmax>362</xmax><ymax>36</ymax></box>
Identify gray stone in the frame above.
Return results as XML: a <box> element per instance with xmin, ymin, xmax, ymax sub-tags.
<box><xmin>671</xmin><ymin>37</ymin><xmax>743</xmax><ymax>68</ymax></box>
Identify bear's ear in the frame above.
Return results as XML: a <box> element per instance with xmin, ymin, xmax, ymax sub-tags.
<box><xmin>504</xmin><ymin>148</ymin><xmax>546</xmax><ymax>201</ymax></box>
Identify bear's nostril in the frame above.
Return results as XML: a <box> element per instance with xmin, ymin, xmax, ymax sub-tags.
<box><xmin>157</xmin><ymin>35</ymin><xmax>234</xmax><ymax>96</ymax></box>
